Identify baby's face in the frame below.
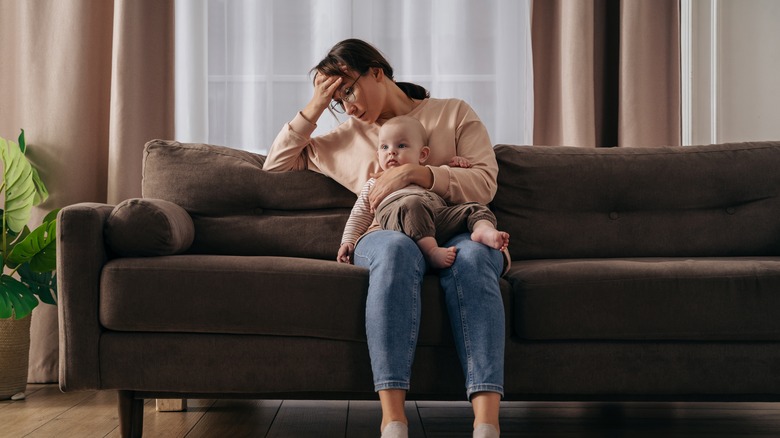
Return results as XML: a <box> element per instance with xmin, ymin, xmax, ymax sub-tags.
<box><xmin>377</xmin><ymin>122</ymin><xmax>426</xmax><ymax>170</ymax></box>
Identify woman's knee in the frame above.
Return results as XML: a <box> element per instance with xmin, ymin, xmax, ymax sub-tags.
<box><xmin>449</xmin><ymin>235</ymin><xmax>503</xmax><ymax>275</ymax></box>
<box><xmin>356</xmin><ymin>231</ymin><xmax>423</xmax><ymax>269</ymax></box>
<box><xmin>378</xmin><ymin>230</ymin><xmax>419</xmax><ymax>252</ymax></box>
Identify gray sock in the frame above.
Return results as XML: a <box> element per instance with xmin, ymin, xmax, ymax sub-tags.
<box><xmin>381</xmin><ymin>421</ymin><xmax>408</xmax><ymax>438</ymax></box>
<box><xmin>473</xmin><ymin>423</ymin><xmax>500</xmax><ymax>438</ymax></box>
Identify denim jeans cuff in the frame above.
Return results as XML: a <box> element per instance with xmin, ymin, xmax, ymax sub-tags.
<box><xmin>374</xmin><ymin>381</ymin><xmax>411</xmax><ymax>393</ymax></box>
<box><xmin>466</xmin><ymin>384</ymin><xmax>504</xmax><ymax>400</ymax></box>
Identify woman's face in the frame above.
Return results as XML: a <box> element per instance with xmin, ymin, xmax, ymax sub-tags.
<box><xmin>335</xmin><ymin>68</ymin><xmax>385</xmax><ymax>124</ymax></box>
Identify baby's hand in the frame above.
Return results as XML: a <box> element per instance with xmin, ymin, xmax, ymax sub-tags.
<box><xmin>449</xmin><ymin>156</ymin><xmax>472</xmax><ymax>168</ymax></box>
<box><xmin>337</xmin><ymin>243</ymin><xmax>355</xmax><ymax>264</ymax></box>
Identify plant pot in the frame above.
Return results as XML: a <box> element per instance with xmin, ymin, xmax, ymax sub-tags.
<box><xmin>0</xmin><ymin>315</ymin><xmax>31</xmax><ymax>400</ymax></box>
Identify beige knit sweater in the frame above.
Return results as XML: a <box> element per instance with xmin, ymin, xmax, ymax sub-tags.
<box><xmin>264</xmin><ymin>98</ymin><xmax>498</xmax><ymax>205</ymax></box>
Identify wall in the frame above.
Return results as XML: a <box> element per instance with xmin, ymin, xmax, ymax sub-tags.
<box><xmin>689</xmin><ymin>0</ymin><xmax>780</xmax><ymax>145</ymax></box>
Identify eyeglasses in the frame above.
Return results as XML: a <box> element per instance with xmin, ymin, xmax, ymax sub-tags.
<box><xmin>330</xmin><ymin>76</ymin><xmax>360</xmax><ymax>114</ymax></box>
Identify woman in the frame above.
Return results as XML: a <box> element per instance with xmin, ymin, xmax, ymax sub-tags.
<box><xmin>265</xmin><ymin>39</ymin><xmax>505</xmax><ymax>438</ymax></box>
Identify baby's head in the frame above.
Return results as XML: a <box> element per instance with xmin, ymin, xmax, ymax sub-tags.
<box><xmin>377</xmin><ymin>115</ymin><xmax>429</xmax><ymax>170</ymax></box>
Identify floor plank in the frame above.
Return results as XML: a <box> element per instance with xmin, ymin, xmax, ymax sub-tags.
<box><xmin>5</xmin><ymin>386</ymin><xmax>780</xmax><ymax>437</ymax></box>
<box><xmin>344</xmin><ymin>401</ymin><xmax>426</xmax><ymax>438</ymax></box>
<box><xmin>25</xmin><ymin>390</ymin><xmax>119</xmax><ymax>438</ymax></box>
<box><xmin>417</xmin><ymin>402</ymin><xmax>475</xmax><ymax>438</ymax></box>
<box><xmin>185</xmin><ymin>399</ymin><xmax>279</xmax><ymax>438</ymax></box>
<box><xmin>104</xmin><ymin>399</ymin><xmax>218</xmax><ymax>438</ymax></box>
<box><xmin>266</xmin><ymin>400</ymin><xmax>348</xmax><ymax>438</ymax></box>
<box><xmin>0</xmin><ymin>385</ymin><xmax>96</xmax><ymax>437</ymax></box>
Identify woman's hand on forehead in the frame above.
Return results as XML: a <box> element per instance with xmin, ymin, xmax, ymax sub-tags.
<box><xmin>314</xmin><ymin>75</ymin><xmax>342</xmax><ymax>101</ymax></box>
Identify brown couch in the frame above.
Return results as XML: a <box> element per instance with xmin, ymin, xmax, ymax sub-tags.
<box><xmin>58</xmin><ymin>140</ymin><xmax>780</xmax><ymax>437</ymax></box>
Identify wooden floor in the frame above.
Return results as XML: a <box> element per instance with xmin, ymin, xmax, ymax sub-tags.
<box><xmin>3</xmin><ymin>385</ymin><xmax>780</xmax><ymax>437</ymax></box>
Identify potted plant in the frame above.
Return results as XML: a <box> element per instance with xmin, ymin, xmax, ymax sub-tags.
<box><xmin>0</xmin><ymin>130</ymin><xmax>58</xmax><ymax>400</ymax></box>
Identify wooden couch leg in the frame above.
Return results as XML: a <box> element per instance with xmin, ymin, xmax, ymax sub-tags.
<box><xmin>118</xmin><ymin>390</ymin><xmax>144</xmax><ymax>438</ymax></box>
<box><xmin>156</xmin><ymin>398</ymin><xmax>187</xmax><ymax>411</ymax></box>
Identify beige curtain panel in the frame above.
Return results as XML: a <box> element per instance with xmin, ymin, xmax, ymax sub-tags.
<box><xmin>0</xmin><ymin>0</ymin><xmax>174</xmax><ymax>382</ymax></box>
<box><xmin>532</xmin><ymin>0</ymin><xmax>681</xmax><ymax>147</ymax></box>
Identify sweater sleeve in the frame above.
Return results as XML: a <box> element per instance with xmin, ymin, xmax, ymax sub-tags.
<box><xmin>341</xmin><ymin>179</ymin><xmax>376</xmax><ymax>246</ymax></box>
<box><xmin>426</xmin><ymin>101</ymin><xmax>498</xmax><ymax>205</ymax></box>
<box><xmin>264</xmin><ymin>112</ymin><xmax>381</xmax><ymax>195</ymax></box>
<box><xmin>263</xmin><ymin>112</ymin><xmax>319</xmax><ymax>172</ymax></box>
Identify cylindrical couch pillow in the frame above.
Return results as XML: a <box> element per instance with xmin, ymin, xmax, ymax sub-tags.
<box><xmin>105</xmin><ymin>198</ymin><xmax>194</xmax><ymax>257</ymax></box>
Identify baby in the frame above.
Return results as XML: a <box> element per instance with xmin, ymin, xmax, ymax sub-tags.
<box><xmin>338</xmin><ymin>115</ymin><xmax>509</xmax><ymax>268</ymax></box>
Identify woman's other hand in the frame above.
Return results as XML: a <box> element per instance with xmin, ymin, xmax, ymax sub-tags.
<box><xmin>449</xmin><ymin>155</ymin><xmax>473</xmax><ymax>168</ymax></box>
<box><xmin>368</xmin><ymin>164</ymin><xmax>433</xmax><ymax>212</ymax></box>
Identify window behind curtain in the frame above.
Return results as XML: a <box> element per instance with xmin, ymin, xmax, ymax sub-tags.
<box><xmin>176</xmin><ymin>0</ymin><xmax>534</xmax><ymax>154</ymax></box>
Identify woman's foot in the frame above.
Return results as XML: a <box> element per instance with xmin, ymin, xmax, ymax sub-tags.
<box><xmin>381</xmin><ymin>421</ymin><xmax>408</xmax><ymax>438</ymax></box>
<box><xmin>424</xmin><ymin>245</ymin><xmax>458</xmax><ymax>268</ymax></box>
<box><xmin>471</xmin><ymin>222</ymin><xmax>509</xmax><ymax>250</ymax></box>
<box><xmin>473</xmin><ymin>423</ymin><xmax>500</xmax><ymax>438</ymax></box>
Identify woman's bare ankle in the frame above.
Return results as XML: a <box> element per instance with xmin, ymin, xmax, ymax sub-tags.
<box><xmin>379</xmin><ymin>389</ymin><xmax>409</xmax><ymax>436</ymax></box>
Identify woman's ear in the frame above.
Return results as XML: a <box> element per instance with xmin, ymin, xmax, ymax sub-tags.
<box><xmin>372</xmin><ymin>67</ymin><xmax>384</xmax><ymax>81</ymax></box>
<box><xmin>418</xmin><ymin>146</ymin><xmax>431</xmax><ymax>164</ymax></box>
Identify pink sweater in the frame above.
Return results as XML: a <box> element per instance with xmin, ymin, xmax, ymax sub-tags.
<box><xmin>264</xmin><ymin>98</ymin><xmax>498</xmax><ymax>205</ymax></box>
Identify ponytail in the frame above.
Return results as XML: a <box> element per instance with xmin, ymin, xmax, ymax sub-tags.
<box><xmin>396</xmin><ymin>82</ymin><xmax>430</xmax><ymax>100</ymax></box>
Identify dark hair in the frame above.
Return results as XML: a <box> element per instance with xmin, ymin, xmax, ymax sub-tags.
<box><xmin>311</xmin><ymin>39</ymin><xmax>430</xmax><ymax>100</ymax></box>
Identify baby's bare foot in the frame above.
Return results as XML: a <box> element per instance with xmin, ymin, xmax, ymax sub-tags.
<box><xmin>425</xmin><ymin>246</ymin><xmax>457</xmax><ymax>269</ymax></box>
<box><xmin>471</xmin><ymin>227</ymin><xmax>510</xmax><ymax>250</ymax></box>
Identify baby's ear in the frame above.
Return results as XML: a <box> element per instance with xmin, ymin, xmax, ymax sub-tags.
<box><xmin>419</xmin><ymin>146</ymin><xmax>431</xmax><ymax>164</ymax></box>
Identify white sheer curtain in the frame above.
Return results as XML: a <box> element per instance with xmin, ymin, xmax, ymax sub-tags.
<box><xmin>175</xmin><ymin>0</ymin><xmax>533</xmax><ymax>154</ymax></box>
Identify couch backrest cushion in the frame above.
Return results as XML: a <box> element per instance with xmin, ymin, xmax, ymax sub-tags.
<box><xmin>142</xmin><ymin>140</ymin><xmax>356</xmax><ymax>215</ymax></box>
<box><xmin>142</xmin><ymin>140</ymin><xmax>357</xmax><ymax>259</ymax></box>
<box><xmin>493</xmin><ymin>142</ymin><xmax>780</xmax><ymax>260</ymax></box>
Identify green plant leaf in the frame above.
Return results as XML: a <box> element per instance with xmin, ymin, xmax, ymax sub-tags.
<box><xmin>17</xmin><ymin>264</ymin><xmax>56</xmax><ymax>305</ymax></box>
<box><xmin>0</xmin><ymin>135</ymin><xmax>39</xmax><ymax>232</ymax></box>
<box><xmin>0</xmin><ymin>274</ymin><xmax>39</xmax><ymax>319</ymax></box>
<box><xmin>42</xmin><ymin>208</ymin><xmax>60</xmax><ymax>224</ymax></box>
<box><xmin>0</xmin><ymin>291</ymin><xmax>12</xmax><ymax>318</ymax></box>
<box><xmin>7</xmin><ymin>219</ymin><xmax>57</xmax><ymax>272</ymax></box>
<box><xmin>0</xmin><ymin>131</ymin><xmax>56</xmax><ymax>320</ymax></box>
<box><xmin>18</xmin><ymin>128</ymin><xmax>26</xmax><ymax>154</ymax></box>
<box><xmin>30</xmin><ymin>167</ymin><xmax>49</xmax><ymax>205</ymax></box>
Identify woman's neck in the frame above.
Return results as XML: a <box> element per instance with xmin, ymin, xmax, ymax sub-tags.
<box><xmin>377</xmin><ymin>81</ymin><xmax>420</xmax><ymax>125</ymax></box>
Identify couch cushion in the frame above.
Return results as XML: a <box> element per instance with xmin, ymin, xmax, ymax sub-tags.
<box><xmin>187</xmin><ymin>213</ymin><xmax>350</xmax><ymax>260</ymax></box>
<box><xmin>507</xmin><ymin>257</ymin><xmax>780</xmax><ymax>341</ymax></box>
<box><xmin>105</xmin><ymin>198</ymin><xmax>194</xmax><ymax>257</ymax></box>
<box><xmin>141</xmin><ymin>140</ymin><xmax>357</xmax><ymax>259</ymax></box>
<box><xmin>142</xmin><ymin>140</ymin><xmax>357</xmax><ymax>215</ymax></box>
<box><xmin>493</xmin><ymin>142</ymin><xmax>780</xmax><ymax>260</ymax></box>
<box><xmin>100</xmin><ymin>255</ymin><xmax>367</xmax><ymax>340</ymax></box>
<box><xmin>99</xmin><ymin>255</ymin><xmax>512</xmax><ymax>346</ymax></box>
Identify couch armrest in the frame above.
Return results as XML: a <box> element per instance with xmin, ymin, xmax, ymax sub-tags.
<box><xmin>57</xmin><ymin>203</ymin><xmax>114</xmax><ymax>391</ymax></box>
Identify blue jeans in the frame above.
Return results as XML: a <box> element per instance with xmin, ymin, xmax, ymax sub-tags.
<box><xmin>354</xmin><ymin>230</ymin><xmax>505</xmax><ymax>399</ymax></box>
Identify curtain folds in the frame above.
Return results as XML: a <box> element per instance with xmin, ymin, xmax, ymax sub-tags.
<box><xmin>175</xmin><ymin>0</ymin><xmax>535</xmax><ymax>151</ymax></box>
<box><xmin>0</xmin><ymin>0</ymin><xmax>174</xmax><ymax>382</ymax></box>
<box><xmin>532</xmin><ymin>0</ymin><xmax>681</xmax><ymax>147</ymax></box>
